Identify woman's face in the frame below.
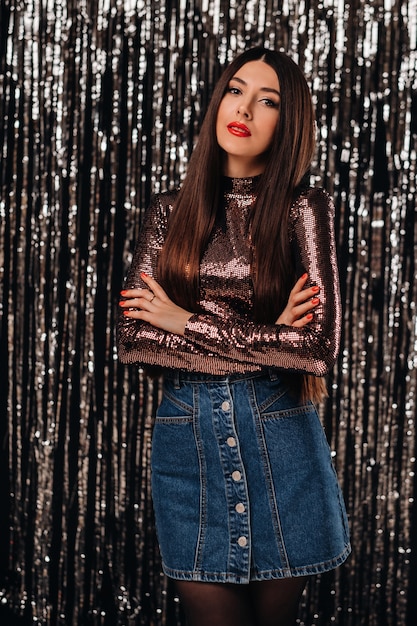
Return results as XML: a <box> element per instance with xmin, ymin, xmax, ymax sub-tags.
<box><xmin>216</xmin><ymin>60</ymin><xmax>281</xmax><ymax>177</ymax></box>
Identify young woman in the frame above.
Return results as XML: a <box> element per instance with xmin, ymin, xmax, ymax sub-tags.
<box><xmin>118</xmin><ymin>47</ymin><xmax>350</xmax><ymax>626</ymax></box>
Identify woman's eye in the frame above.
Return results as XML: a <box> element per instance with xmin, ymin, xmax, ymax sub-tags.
<box><xmin>261</xmin><ymin>98</ymin><xmax>279</xmax><ymax>108</ymax></box>
<box><xmin>228</xmin><ymin>87</ymin><xmax>241</xmax><ymax>95</ymax></box>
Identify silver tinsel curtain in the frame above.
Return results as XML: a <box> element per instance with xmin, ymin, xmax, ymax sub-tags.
<box><xmin>0</xmin><ymin>0</ymin><xmax>416</xmax><ymax>624</ymax></box>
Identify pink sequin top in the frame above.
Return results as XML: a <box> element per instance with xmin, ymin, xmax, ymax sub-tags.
<box><xmin>117</xmin><ymin>176</ymin><xmax>341</xmax><ymax>376</ymax></box>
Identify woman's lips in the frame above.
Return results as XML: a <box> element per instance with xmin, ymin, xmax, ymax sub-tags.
<box><xmin>227</xmin><ymin>121</ymin><xmax>251</xmax><ymax>137</ymax></box>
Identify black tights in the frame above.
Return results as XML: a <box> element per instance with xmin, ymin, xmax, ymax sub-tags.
<box><xmin>175</xmin><ymin>577</ymin><xmax>308</xmax><ymax>626</ymax></box>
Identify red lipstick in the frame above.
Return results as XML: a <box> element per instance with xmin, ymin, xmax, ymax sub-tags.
<box><xmin>227</xmin><ymin>121</ymin><xmax>251</xmax><ymax>137</ymax></box>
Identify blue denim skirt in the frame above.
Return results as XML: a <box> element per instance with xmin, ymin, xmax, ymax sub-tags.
<box><xmin>151</xmin><ymin>371</ymin><xmax>351</xmax><ymax>584</ymax></box>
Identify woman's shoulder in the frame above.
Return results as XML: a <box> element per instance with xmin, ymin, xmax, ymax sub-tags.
<box><xmin>142</xmin><ymin>188</ymin><xmax>181</xmax><ymax>227</ymax></box>
<box><xmin>148</xmin><ymin>187</ymin><xmax>180</xmax><ymax>213</ymax></box>
<box><xmin>290</xmin><ymin>185</ymin><xmax>335</xmax><ymax>220</ymax></box>
<box><xmin>288</xmin><ymin>187</ymin><xmax>335</xmax><ymax>242</ymax></box>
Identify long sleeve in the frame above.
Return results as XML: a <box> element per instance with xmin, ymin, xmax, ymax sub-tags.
<box><xmin>117</xmin><ymin>182</ymin><xmax>341</xmax><ymax>377</ymax></box>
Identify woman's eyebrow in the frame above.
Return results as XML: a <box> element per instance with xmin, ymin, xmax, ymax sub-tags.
<box><xmin>230</xmin><ymin>75</ymin><xmax>281</xmax><ymax>97</ymax></box>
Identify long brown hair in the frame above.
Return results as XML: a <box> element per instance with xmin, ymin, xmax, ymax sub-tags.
<box><xmin>158</xmin><ymin>47</ymin><xmax>327</xmax><ymax>402</ymax></box>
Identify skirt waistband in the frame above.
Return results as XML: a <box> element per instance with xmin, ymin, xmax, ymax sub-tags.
<box><xmin>163</xmin><ymin>369</ymin><xmax>281</xmax><ymax>386</ymax></box>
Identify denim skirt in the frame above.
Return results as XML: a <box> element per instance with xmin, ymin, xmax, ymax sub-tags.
<box><xmin>151</xmin><ymin>371</ymin><xmax>351</xmax><ymax>584</ymax></box>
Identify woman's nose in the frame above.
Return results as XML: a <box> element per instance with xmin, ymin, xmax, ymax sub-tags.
<box><xmin>237</xmin><ymin>101</ymin><xmax>252</xmax><ymax>119</ymax></box>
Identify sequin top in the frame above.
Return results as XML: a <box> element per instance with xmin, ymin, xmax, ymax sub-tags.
<box><xmin>117</xmin><ymin>176</ymin><xmax>341</xmax><ymax>376</ymax></box>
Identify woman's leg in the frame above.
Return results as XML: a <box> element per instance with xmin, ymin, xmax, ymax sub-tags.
<box><xmin>175</xmin><ymin>580</ymin><xmax>255</xmax><ymax>626</ymax></box>
<box><xmin>249</xmin><ymin>577</ymin><xmax>308</xmax><ymax>626</ymax></box>
<box><xmin>175</xmin><ymin>576</ymin><xmax>308</xmax><ymax>626</ymax></box>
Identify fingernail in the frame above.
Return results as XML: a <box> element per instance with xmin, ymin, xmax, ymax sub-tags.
<box><xmin>312</xmin><ymin>286</ymin><xmax>320</xmax><ymax>293</ymax></box>
<box><xmin>120</xmin><ymin>290</ymin><xmax>128</xmax><ymax>296</ymax></box>
<box><xmin>302</xmin><ymin>273</ymin><xmax>308</xmax><ymax>279</ymax></box>
<box><xmin>140</xmin><ymin>272</ymin><xmax>148</xmax><ymax>278</ymax></box>
<box><xmin>123</xmin><ymin>311</ymin><xmax>130</xmax><ymax>316</ymax></box>
<box><xmin>311</xmin><ymin>297</ymin><xmax>320</xmax><ymax>305</ymax></box>
<box><xmin>306</xmin><ymin>313</ymin><xmax>313</xmax><ymax>320</ymax></box>
<box><xmin>119</xmin><ymin>301</ymin><xmax>126</xmax><ymax>306</ymax></box>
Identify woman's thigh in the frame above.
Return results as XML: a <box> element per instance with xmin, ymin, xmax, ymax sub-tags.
<box><xmin>248</xmin><ymin>576</ymin><xmax>308</xmax><ymax>626</ymax></box>
<box><xmin>174</xmin><ymin>576</ymin><xmax>308</xmax><ymax>626</ymax></box>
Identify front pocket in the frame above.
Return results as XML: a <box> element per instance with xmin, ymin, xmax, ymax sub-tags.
<box><xmin>260</xmin><ymin>404</ymin><xmax>328</xmax><ymax>454</ymax></box>
<box><xmin>250</xmin><ymin>377</ymin><xmax>306</xmax><ymax>416</ymax></box>
<box><xmin>155</xmin><ymin>380</ymin><xmax>194</xmax><ymax>423</ymax></box>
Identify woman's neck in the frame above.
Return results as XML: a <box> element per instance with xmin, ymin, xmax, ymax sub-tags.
<box><xmin>222</xmin><ymin>155</ymin><xmax>266</xmax><ymax>178</ymax></box>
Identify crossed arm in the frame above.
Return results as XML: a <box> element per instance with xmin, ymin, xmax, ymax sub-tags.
<box><xmin>119</xmin><ymin>271</ymin><xmax>321</xmax><ymax>335</ymax></box>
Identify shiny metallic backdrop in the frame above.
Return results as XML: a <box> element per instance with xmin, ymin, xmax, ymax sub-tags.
<box><xmin>0</xmin><ymin>0</ymin><xmax>416</xmax><ymax>624</ymax></box>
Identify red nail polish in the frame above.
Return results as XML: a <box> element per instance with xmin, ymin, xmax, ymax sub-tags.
<box><xmin>311</xmin><ymin>297</ymin><xmax>320</xmax><ymax>305</ymax></box>
<box><xmin>312</xmin><ymin>286</ymin><xmax>320</xmax><ymax>293</ymax></box>
<box><xmin>302</xmin><ymin>273</ymin><xmax>308</xmax><ymax>279</ymax></box>
<box><xmin>140</xmin><ymin>272</ymin><xmax>148</xmax><ymax>278</ymax></box>
<box><xmin>306</xmin><ymin>313</ymin><xmax>313</xmax><ymax>320</ymax></box>
<box><xmin>120</xmin><ymin>290</ymin><xmax>128</xmax><ymax>296</ymax></box>
<box><xmin>119</xmin><ymin>301</ymin><xmax>126</xmax><ymax>306</ymax></box>
<box><xmin>123</xmin><ymin>310</ymin><xmax>130</xmax><ymax>316</ymax></box>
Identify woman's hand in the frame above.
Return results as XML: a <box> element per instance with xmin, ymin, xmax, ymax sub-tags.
<box><xmin>276</xmin><ymin>273</ymin><xmax>320</xmax><ymax>327</ymax></box>
<box><xmin>119</xmin><ymin>273</ymin><xmax>193</xmax><ymax>336</ymax></box>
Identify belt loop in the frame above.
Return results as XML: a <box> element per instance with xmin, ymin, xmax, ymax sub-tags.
<box><xmin>173</xmin><ymin>370</ymin><xmax>181</xmax><ymax>389</ymax></box>
<box><xmin>268</xmin><ymin>368</ymin><xmax>279</xmax><ymax>381</ymax></box>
